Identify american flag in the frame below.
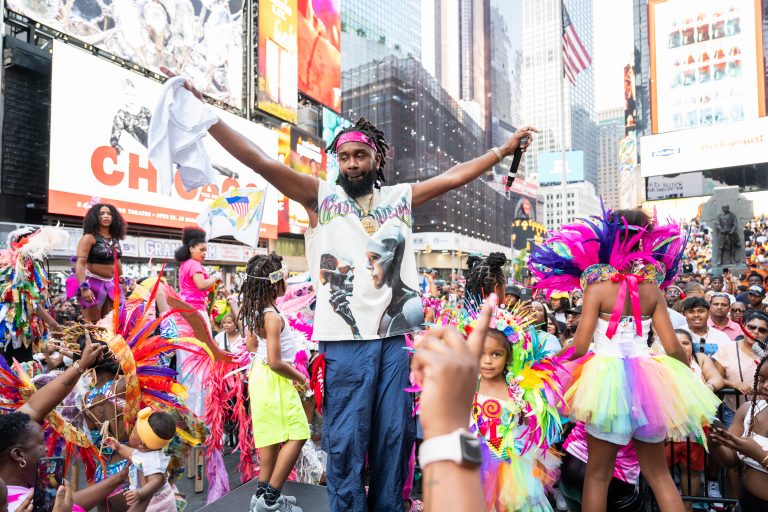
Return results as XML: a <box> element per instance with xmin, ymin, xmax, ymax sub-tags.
<box><xmin>226</xmin><ymin>196</ymin><xmax>251</xmax><ymax>220</ymax></box>
<box><xmin>562</xmin><ymin>3</ymin><xmax>592</xmax><ymax>85</ymax></box>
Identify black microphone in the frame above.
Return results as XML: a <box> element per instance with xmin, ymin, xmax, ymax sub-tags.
<box><xmin>505</xmin><ymin>137</ymin><xmax>527</xmax><ymax>190</ymax></box>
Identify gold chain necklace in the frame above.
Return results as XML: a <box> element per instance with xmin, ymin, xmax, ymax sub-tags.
<box><xmin>353</xmin><ymin>192</ymin><xmax>377</xmax><ymax>235</ymax></box>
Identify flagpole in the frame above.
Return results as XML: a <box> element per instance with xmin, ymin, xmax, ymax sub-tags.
<box><xmin>559</xmin><ymin>0</ymin><xmax>568</xmax><ymax>229</ymax></box>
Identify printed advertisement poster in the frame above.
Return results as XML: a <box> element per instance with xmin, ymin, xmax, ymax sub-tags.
<box><xmin>298</xmin><ymin>0</ymin><xmax>341</xmax><ymax>111</ymax></box>
<box><xmin>9</xmin><ymin>0</ymin><xmax>244</xmax><ymax>107</ymax></box>
<box><xmin>649</xmin><ymin>0</ymin><xmax>766</xmax><ymax>134</ymax></box>
<box><xmin>322</xmin><ymin>108</ymin><xmax>352</xmax><ymax>184</ymax></box>
<box><xmin>258</xmin><ymin>0</ymin><xmax>299</xmax><ymax>123</ymax></box>
<box><xmin>49</xmin><ymin>41</ymin><xmax>279</xmax><ymax>238</ymax></box>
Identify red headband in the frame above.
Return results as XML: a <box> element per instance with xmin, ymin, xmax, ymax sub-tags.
<box><xmin>336</xmin><ymin>131</ymin><xmax>377</xmax><ymax>152</ymax></box>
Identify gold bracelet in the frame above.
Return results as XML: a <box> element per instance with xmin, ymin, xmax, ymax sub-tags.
<box><xmin>72</xmin><ymin>361</ymin><xmax>85</xmax><ymax>374</ymax></box>
<box><xmin>761</xmin><ymin>453</ymin><xmax>768</xmax><ymax>467</ymax></box>
<box><xmin>489</xmin><ymin>147</ymin><xmax>503</xmax><ymax>163</ymax></box>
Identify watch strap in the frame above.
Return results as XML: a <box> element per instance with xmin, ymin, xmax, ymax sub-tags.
<box><xmin>418</xmin><ymin>429</ymin><xmax>470</xmax><ymax>468</ymax></box>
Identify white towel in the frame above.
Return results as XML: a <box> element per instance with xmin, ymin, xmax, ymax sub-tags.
<box><xmin>148</xmin><ymin>76</ymin><xmax>220</xmax><ymax>196</ymax></box>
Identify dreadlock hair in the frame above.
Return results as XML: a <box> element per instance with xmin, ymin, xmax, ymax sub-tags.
<box><xmin>326</xmin><ymin>117</ymin><xmax>390</xmax><ymax>189</ymax></box>
<box><xmin>175</xmin><ymin>227</ymin><xmax>207</xmax><ymax>262</ymax></box>
<box><xmin>465</xmin><ymin>252</ymin><xmax>507</xmax><ymax>299</ymax></box>
<box><xmin>238</xmin><ymin>252</ymin><xmax>284</xmax><ymax>334</ymax></box>
<box><xmin>748</xmin><ymin>354</ymin><xmax>768</xmax><ymax>435</ymax></box>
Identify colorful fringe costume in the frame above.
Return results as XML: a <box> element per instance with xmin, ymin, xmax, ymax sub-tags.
<box><xmin>435</xmin><ymin>301</ymin><xmax>569</xmax><ymax>511</ymax></box>
<box><xmin>528</xmin><ymin>205</ymin><xmax>720</xmax><ymax>446</ymax></box>
<box><xmin>0</xmin><ymin>226</ymin><xmax>68</xmax><ymax>351</ymax></box>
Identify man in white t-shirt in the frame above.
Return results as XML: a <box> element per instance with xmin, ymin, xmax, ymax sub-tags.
<box><xmin>202</xmin><ymin>107</ymin><xmax>536</xmax><ymax>510</ymax></box>
<box><xmin>682</xmin><ymin>296</ymin><xmax>731</xmax><ymax>356</ymax></box>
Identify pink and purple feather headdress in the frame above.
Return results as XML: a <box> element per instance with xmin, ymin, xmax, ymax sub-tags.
<box><xmin>528</xmin><ymin>202</ymin><xmax>687</xmax><ymax>294</ymax></box>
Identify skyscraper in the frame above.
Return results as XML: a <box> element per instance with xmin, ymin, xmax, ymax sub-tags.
<box><xmin>341</xmin><ymin>0</ymin><xmax>422</xmax><ymax>71</ymax></box>
<box><xmin>522</xmin><ymin>0</ymin><xmax>597</xmax><ymax>188</ymax></box>
<box><xmin>597</xmin><ymin>108</ymin><xmax>624</xmax><ymax>209</ymax></box>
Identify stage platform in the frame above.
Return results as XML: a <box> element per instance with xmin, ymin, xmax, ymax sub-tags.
<box><xmin>175</xmin><ymin>450</ymin><xmax>329</xmax><ymax>511</ymax></box>
<box><xmin>197</xmin><ymin>480</ymin><xmax>330</xmax><ymax>512</ymax></box>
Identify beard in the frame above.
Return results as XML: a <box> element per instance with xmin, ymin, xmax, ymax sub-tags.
<box><xmin>337</xmin><ymin>169</ymin><xmax>377</xmax><ymax>198</ymax></box>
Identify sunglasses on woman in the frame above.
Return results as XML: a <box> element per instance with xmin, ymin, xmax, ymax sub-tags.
<box><xmin>745</xmin><ymin>323</ymin><xmax>768</xmax><ymax>335</ymax></box>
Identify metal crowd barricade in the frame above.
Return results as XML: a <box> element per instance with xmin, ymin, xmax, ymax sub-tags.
<box><xmin>646</xmin><ymin>389</ymin><xmax>743</xmax><ymax>511</ymax></box>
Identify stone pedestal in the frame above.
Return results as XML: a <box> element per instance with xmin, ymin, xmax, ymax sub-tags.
<box><xmin>701</xmin><ymin>187</ymin><xmax>753</xmax><ymax>273</ymax></box>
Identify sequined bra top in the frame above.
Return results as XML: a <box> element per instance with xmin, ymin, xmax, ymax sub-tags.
<box><xmin>580</xmin><ymin>261</ymin><xmax>666</xmax><ymax>341</ymax></box>
<box><xmin>87</xmin><ymin>234</ymin><xmax>122</xmax><ymax>264</ymax></box>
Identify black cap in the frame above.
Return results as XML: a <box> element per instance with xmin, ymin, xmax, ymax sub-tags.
<box><xmin>566</xmin><ymin>305</ymin><xmax>583</xmax><ymax>315</ymax></box>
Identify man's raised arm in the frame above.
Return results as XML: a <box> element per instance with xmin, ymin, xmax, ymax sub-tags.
<box><xmin>411</xmin><ymin>127</ymin><xmax>536</xmax><ymax>208</ymax></box>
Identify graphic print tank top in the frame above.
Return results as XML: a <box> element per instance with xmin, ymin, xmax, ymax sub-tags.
<box><xmin>305</xmin><ymin>181</ymin><xmax>424</xmax><ymax>341</ymax></box>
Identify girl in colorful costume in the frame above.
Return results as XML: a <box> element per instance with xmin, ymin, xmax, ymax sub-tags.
<box><xmin>528</xmin><ymin>207</ymin><xmax>720</xmax><ymax>511</ymax></box>
<box><xmin>435</xmin><ymin>300</ymin><xmax>567</xmax><ymax>511</ymax></box>
<box><xmin>240</xmin><ymin>252</ymin><xmax>309</xmax><ymax>512</ymax></box>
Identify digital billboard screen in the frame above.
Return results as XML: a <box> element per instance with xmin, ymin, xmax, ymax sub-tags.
<box><xmin>537</xmin><ymin>151</ymin><xmax>585</xmax><ymax>185</ymax></box>
<box><xmin>9</xmin><ymin>0</ymin><xmax>244</xmax><ymax>107</ymax></box>
<box><xmin>258</xmin><ymin>0</ymin><xmax>299</xmax><ymax>123</ymax></box>
<box><xmin>298</xmin><ymin>0</ymin><xmax>342</xmax><ymax>111</ymax></box>
<box><xmin>322</xmin><ymin>108</ymin><xmax>352</xmax><ymax>184</ymax></box>
<box><xmin>649</xmin><ymin>0</ymin><xmax>766</xmax><ymax>134</ymax></box>
<box><xmin>49</xmin><ymin>41</ymin><xmax>279</xmax><ymax>238</ymax></box>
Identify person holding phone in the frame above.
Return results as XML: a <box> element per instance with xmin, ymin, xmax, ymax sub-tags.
<box><xmin>0</xmin><ymin>335</ymin><xmax>128</xmax><ymax>512</ymax></box>
<box><xmin>709</xmin><ymin>354</ymin><xmax>768</xmax><ymax>511</ymax></box>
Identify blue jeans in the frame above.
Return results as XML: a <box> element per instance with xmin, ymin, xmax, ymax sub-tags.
<box><xmin>320</xmin><ymin>336</ymin><xmax>416</xmax><ymax>512</ymax></box>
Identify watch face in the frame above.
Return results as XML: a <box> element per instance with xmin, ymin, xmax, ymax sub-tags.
<box><xmin>459</xmin><ymin>432</ymin><xmax>483</xmax><ymax>466</ymax></box>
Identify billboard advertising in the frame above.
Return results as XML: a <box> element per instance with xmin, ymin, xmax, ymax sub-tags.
<box><xmin>640</xmin><ymin>116</ymin><xmax>768</xmax><ymax>176</ymax></box>
<box><xmin>9</xmin><ymin>0</ymin><xmax>244</xmax><ymax>107</ymax></box>
<box><xmin>619</xmin><ymin>132</ymin><xmax>638</xmax><ymax>173</ymax></box>
<box><xmin>624</xmin><ymin>61</ymin><xmax>637</xmax><ymax>134</ymax></box>
<box><xmin>298</xmin><ymin>0</ymin><xmax>342</xmax><ymax>111</ymax></box>
<box><xmin>291</xmin><ymin>128</ymin><xmax>327</xmax><ymax>180</ymax></box>
<box><xmin>49</xmin><ymin>42</ymin><xmax>279</xmax><ymax>238</ymax></box>
<box><xmin>649</xmin><ymin>0</ymin><xmax>766</xmax><ymax>134</ymax></box>
<box><xmin>258</xmin><ymin>0</ymin><xmax>299</xmax><ymax>123</ymax></box>
<box><xmin>322</xmin><ymin>108</ymin><xmax>352</xmax><ymax>184</ymax></box>
<box><xmin>537</xmin><ymin>151</ymin><xmax>585</xmax><ymax>184</ymax></box>
<box><xmin>647</xmin><ymin>172</ymin><xmax>705</xmax><ymax>200</ymax></box>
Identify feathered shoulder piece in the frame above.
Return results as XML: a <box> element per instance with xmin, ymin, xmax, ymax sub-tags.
<box><xmin>433</xmin><ymin>298</ymin><xmax>568</xmax><ymax>454</ymax></box>
<box><xmin>528</xmin><ymin>204</ymin><xmax>686</xmax><ymax>294</ymax></box>
<box><xmin>0</xmin><ymin>225</ymin><xmax>69</xmax><ymax>350</ymax></box>
<box><xmin>0</xmin><ymin>356</ymin><xmax>102</xmax><ymax>481</ymax></box>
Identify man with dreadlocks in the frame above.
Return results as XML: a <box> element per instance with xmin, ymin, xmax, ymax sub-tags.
<box><xmin>168</xmin><ymin>72</ymin><xmax>535</xmax><ymax>510</ymax></box>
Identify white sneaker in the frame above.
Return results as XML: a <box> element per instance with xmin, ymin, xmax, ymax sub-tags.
<box><xmin>253</xmin><ymin>495</ymin><xmax>303</xmax><ymax>512</ymax></box>
<box><xmin>250</xmin><ymin>492</ymin><xmax>297</xmax><ymax>508</ymax></box>
<box><xmin>706</xmin><ymin>480</ymin><xmax>724</xmax><ymax>508</ymax></box>
<box><xmin>554</xmin><ymin>489</ymin><xmax>568</xmax><ymax>511</ymax></box>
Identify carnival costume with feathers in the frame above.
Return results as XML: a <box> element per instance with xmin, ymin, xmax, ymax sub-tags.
<box><xmin>0</xmin><ymin>273</ymin><xmax>221</xmax><ymax>486</ymax></box>
<box><xmin>0</xmin><ymin>226</ymin><xmax>68</xmax><ymax>351</ymax></box>
<box><xmin>434</xmin><ymin>300</ymin><xmax>569</xmax><ymax>512</ymax></box>
<box><xmin>528</xmin><ymin>205</ymin><xmax>720</xmax><ymax>445</ymax></box>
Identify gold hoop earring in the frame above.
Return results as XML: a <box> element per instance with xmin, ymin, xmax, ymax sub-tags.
<box><xmin>18</xmin><ymin>459</ymin><xmax>26</xmax><ymax>468</ymax></box>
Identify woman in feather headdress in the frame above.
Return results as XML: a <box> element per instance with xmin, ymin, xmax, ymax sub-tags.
<box><xmin>528</xmin><ymin>206</ymin><xmax>720</xmax><ymax>512</ymax></box>
<box><xmin>0</xmin><ymin>226</ymin><xmax>67</xmax><ymax>362</ymax></box>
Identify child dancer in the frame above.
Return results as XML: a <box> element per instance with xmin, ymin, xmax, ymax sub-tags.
<box><xmin>240</xmin><ymin>253</ymin><xmax>309</xmax><ymax>512</ymax></box>
<box><xmin>438</xmin><ymin>302</ymin><xmax>566</xmax><ymax>511</ymax></box>
<box><xmin>529</xmin><ymin>207</ymin><xmax>720</xmax><ymax>512</ymax></box>
<box><xmin>105</xmin><ymin>408</ymin><xmax>177</xmax><ymax>511</ymax></box>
